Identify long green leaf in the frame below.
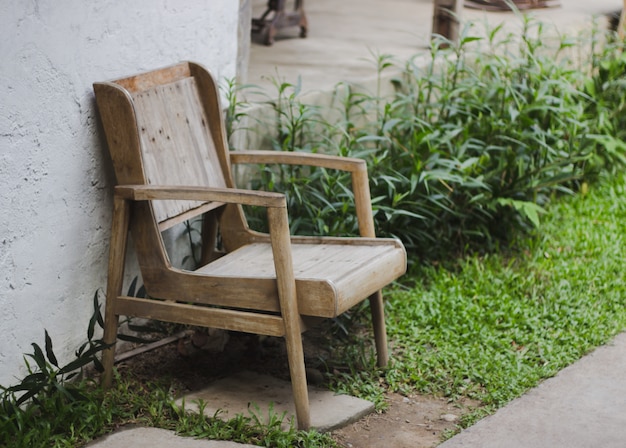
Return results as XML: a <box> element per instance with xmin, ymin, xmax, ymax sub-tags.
<box><xmin>28</xmin><ymin>343</ymin><xmax>47</xmax><ymax>373</ymax></box>
<box><xmin>44</xmin><ymin>331</ymin><xmax>58</xmax><ymax>368</ymax></box>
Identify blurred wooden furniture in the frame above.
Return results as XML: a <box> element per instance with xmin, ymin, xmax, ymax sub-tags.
<box><xmin>435</xmin><ymin>0</ymin><xmax>561</xmax><ymax>42</ymax></box>
<box><xmin>93</xmin><ymin>61</ymin><xmax>406</xmax><ymax>430</ymax></box>
<box><xmin>464</xmin><ymin>0</ymin><xmax>561</xmax><ymax>10</ymax></box>
<box><xmin>617</xmin><ymin>0</ymin><xmax>626</xmax><ymax>39</ymax></box>
<box><xmin>252</xmin><ymin>0</ymin><xmax>307</xmax><ymax>45</ymax></box>
<box><xmin>432</xmin><ymin>0</ymin><xmax>462</xmax><ymax>44</ymax></box>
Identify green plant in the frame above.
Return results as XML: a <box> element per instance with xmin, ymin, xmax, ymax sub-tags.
<box><xmin>222</xmin><ymin>76</ymin><xmax>251</xmax><ymax>147</ymax></box>
<box><xmin>582</xmin><ymin>32</ymin><xmax>626</xmax><ymax>179</ymax></box>
<box><xmin>371</xmin><ymin>18</ymin><xmax>596</xmax><ymax>256</ymax></box>
<box><xmin>0</xmin><ymin>317</ymin><xmax>338</xmax><ymax>448</ymax></box>
<box><xmin>226</xmin><ymin>18</ymin><xmax>626</xmax><ymax>263</ymax></box>
<box><xmin>237</xmin><ymin>76</ymin><xmax>363</xmax><ymax>237</ymax></box>
<box><xmin>0</xmin><ymin>293</ymin><xmax>111</xmax><ymax>447</ymax></box>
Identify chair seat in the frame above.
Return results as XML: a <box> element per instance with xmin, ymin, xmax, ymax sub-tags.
<box><xmin>196</xmin><ymin>240</ymin><xmax>406</xmax><ymax>318</ymax></box>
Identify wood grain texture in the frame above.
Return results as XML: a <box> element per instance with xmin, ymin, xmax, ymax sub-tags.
<box><xmin>115</xmin><ymin>296</ymin><xmax>286</xmax><ymax>337</ymax></box>
<box><xmin>101</xmin><ymin>196</ymin><xmax>130</xmax><ymax>388</ymax></box>
<box><xmin>131</xmin><ymin>77</ymin><xmax>227</xmax><ymax>223</ymax></box>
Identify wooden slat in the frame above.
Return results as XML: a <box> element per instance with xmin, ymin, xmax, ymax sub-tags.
<box><xmin>114</xmin><ymin>185</ymin><xmax>285</xmax><ymax>208</ymax></box>
<box><xmin>115</xmin><ymin>296</ymin><xmax>286</xmax><ymax>337</ymax></box>
<box><xmin>157</xmin><ymin>202</ymin><xmax>223</xmax><ymax>231</ymax></box>
<box><xmin>131</xmin><ymin>77</ymin><xmax>227</xmax><ymax>223</ymax></box>
<box><xmin>267</xmin><ymin>204</ymin><xmax>311</xmax><ymax>430</ymax></box>
<box><xmin>92</xmin><ymin>82</ymin><xmax>146</xmax><ymax>186</ymax></box>
<box><xmin>200</xmin><ymin>242</ymin><xmax>396</xmax><ymax>278</ymax></box>
<box><xmin>114</xmin><ymin>63</ymin><xmax>191</xmax><ymax>93</ymax></box>
<box><xmin>133</xmin><ymin>239</ymin><xmax>403</xmax><ymax>318</ymax></box>
<box><xmin>101</xmin><ymin>196</ymin><xmax>130</xmax><ymax>388</ymax></box>
<box><xmin>230</xmin><ymin>150</ymin><xmax>366</xmax><ymax>172</ymax></box>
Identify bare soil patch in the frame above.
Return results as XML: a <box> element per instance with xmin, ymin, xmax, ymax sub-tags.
<box><xmin>333</xmin><ymin>393</ymin><xmax>479</xmax><ymax>448</ymax></box>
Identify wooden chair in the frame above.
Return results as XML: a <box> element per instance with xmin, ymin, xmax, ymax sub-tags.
<box><xmin>432</xmin><ymin>0</ymin><xmax>462</xmax><ymax>44</ymax></box>
<box><xmin>92</xmin><ymin>61</ymin><xmax>406</xmax><ymax>430</ymax></box>
<box><xmin>252</xmin><ymin>0</ymin><xmax>307</xmax><ymax>45</ymax></box>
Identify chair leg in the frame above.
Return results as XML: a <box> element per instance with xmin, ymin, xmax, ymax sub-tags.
<box><xmin>200</xmin><ymin>211</ymin><xmax>220</xmax><ymax>265</ymax></box>
<box><xmin>101</xmin><ymin>306</ymin><xmax>120</xmax><ymax>388</ymax></box>
<box><xmin>369</xmin><ymin>290</ymin><xmax>389</xmax><ymax>367</ymax></box>
<box><xmin>102</xmin><ymin>196</ymin><xmax>130</xmax><ymax>388</ymax></box>
<box><xmin>296</xmin><ymin>0</ymin><xmax>307</xmax><ymax>38</ymax></box>
<box><xmin>284</xmin><ymin>328</ymin><xmax>311</xmax><ymax>430</ymax></box>
<box><xmin>432</xmin><ymin>0</ymin><xmax>461</xmax><ymax>45</ymax></box>
<box><xmin>267</xmin><ymin>206</ymin><xmax>311</xmax><ymax>429</ymax></box>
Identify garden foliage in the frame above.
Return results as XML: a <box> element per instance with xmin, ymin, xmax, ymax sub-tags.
<box><xmin>231</xmin><ymin>17</ymin><xmax>626</xmax><ymax>261</ymax></box>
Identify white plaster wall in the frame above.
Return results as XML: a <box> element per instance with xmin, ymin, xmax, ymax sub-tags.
<box><xmin>0</xmin><ymin>0</ymin><xmax>239</xmax><ymax>386</ymax></box>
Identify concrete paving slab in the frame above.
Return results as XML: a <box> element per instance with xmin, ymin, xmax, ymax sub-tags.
<box><xmin>87</xmin><ymin>427</ymin><xmax>258</xmax><ymax>448</ymax></box>
<box><xmin>177</xmin><ymin>370</ymin><xmax>375</xmax><ymax>432</ymax></box>
<box><xmin>89</xmin><ymin>371</ymin><xmax>373</xmax><ymax>447</ymax></box>
<box><xmin>439</xmin><ymin>332</ymin><xmax>626</xmax><ymax>448</ymax></box>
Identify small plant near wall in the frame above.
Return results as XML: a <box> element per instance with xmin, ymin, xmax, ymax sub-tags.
<box><xmin>0</xmin><ymin>290</ymin><xmax>339</xmax><ymax>447</ymax></box>
<box><xmin>0</xmin><ymin>293</ymin><xmax>110</xmax><ymax>447</ymax></box>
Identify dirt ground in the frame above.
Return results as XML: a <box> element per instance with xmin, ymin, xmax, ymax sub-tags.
<box><xmin>116</xmin><ymin>328</ymin><xmax>480</xmax><ymax>448</ymax></box>
<box><xmin>332</xmin><ymin>392</ymin><xmax>478</xmax><ymax>448</ymax></box>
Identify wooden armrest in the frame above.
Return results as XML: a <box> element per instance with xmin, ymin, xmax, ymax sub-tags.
<box><xmin>111</xmin><ymin>184</ymin><xmax>295</xmax><ymax>294</ymax></box>
<box><xmin>230</xmin><ymin>150</ymin><xmax>376</xmax><ymax>238</ymax></box>
<box><xmin>230</xmin><ymin>150</ymin><xmax>367</xmax><ymax>173</ymax></box>
<box><xmin>114</xmin><ymin>185</ymin><xmax>286</xmax><ymax>208</ymax></box>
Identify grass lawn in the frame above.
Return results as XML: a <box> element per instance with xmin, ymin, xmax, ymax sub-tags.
<box><xmin>335</xmin><ymin>172</ymin><xmax>626</xmax><ymax>428</ymax></box>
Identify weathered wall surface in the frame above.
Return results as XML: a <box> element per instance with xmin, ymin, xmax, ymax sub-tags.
<box><xmin>0</xmin><ymin>0</ymin><xmax>239</xmax><ymax>386</ymax></box>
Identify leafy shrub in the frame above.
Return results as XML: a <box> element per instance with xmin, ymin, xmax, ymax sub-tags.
<box><xmin>228</xmin><ymin>17</ymin><xmax>626</xmax><ymax>262</ymax></box>
<box><xmin>582</xmin><ymin>32</ymin><xmax>626</xmax><ymax>178</ymax></box>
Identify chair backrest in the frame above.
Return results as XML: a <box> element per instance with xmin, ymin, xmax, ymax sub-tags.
<box><xmin>94</xmin><ymin>62</ymin><xmax>234</xmax><ymax>230</ymax></box>
<box><xmin>94</xmin><ymin>62</ymin><xmax>254</xmax><ymax>295</ymax></box>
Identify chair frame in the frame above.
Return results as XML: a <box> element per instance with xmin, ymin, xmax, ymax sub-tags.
<box><xmin>94</xmin><ymin>62</ymin><xmax>405</xmax><ymax>429</ymax></box>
